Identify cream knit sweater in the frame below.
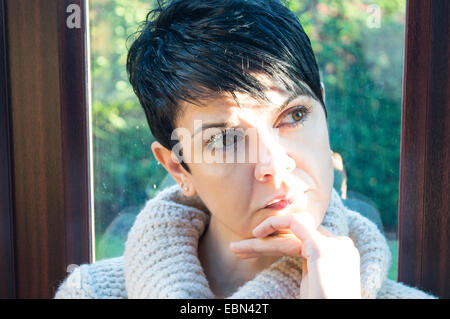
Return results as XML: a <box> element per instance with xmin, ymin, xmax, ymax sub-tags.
<box><xmin>54</xmin><ymin>185</ymin><xmax>436</xmax><ymax>299</ymax></box>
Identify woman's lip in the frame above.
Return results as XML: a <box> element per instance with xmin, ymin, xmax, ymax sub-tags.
<box><xmin>264</xmin><ymin>190</ymin><xmax>308</xmax><ymax>210</ymax></box>
<box><xmin>265</xmin><ymin>197</ymin><xmax>296</xmax><ymax>210</ymax></box>
<box><xmin>265</xmin><ymin>199</ymin><xmax>291</xmax><ymax>210</ymax></box>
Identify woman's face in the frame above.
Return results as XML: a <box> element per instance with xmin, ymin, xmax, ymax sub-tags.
<box><xmin>173</xmin><ymin>75</ymin><xmax>334</xmax><ymax>239</ymax></box>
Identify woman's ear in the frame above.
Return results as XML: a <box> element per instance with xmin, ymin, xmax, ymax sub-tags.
<box><xmin>151</xmin><ymin>141</ymin><xmax>195</xmax><ymax>196</ymax></box>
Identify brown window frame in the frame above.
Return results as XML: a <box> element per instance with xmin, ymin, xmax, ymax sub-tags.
<box><xmin>1</xmin><ymin>0</ymin><xmax>90</xmax><ymax>298</ymax></box>
<box><xmin>0</xmin><ymin>0</ymin><xmax>448</xmax><ymax>298</ymax></box>
<box><xmin>397</xmin><ymin>0</ymin><xmax>449</xmax><ymax>298</ymax></box>
<box><xmin>0</xmin><ymin>0</ymin><xmax>15</xmax><ymax>299</ymax></box>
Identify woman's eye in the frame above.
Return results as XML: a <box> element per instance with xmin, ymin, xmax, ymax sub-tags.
<box><xmin>277</xmin><ymin>105</ymin><xmax>311</xmax><ymax>127</ymax></box>
<box><xmin>206</xmin><ymin>129</ymin><xmax>244</xmax><ymax>150</ymax></box>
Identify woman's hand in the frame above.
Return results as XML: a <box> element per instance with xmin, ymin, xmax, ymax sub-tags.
<box><xmin>229</xmin><ymin>213</ymin><xmax>361</xmax><ymax>298</ymax></box>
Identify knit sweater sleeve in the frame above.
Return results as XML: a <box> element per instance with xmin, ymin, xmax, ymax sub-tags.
<box><xmin>346</xmin><ymin>209</ymin><xmax>391</xmax><ymax>298</ymax></box>
<box><xmin>345</xmin><ymin>209</ymin><xmax>437</xmax><ymax>299</ymax></box>
<box><xmin>376</xmin><ymin>279</ymin><xmax>437</xmax><ymax>299</ymax></box>
<box><xmin>53</xmin><ymin>265</ymin><xmax>97</xmax><ymax>299</ymax></box>
<box><xmin>54</xmin><ymin>256</ymin><xmax>127</xmax><ymax>299</ymax></box>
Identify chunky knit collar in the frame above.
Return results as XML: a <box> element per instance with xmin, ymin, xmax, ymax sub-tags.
<box><xmin>123</xmin><ymin>184</ymin><xmax>391</xmax><ymax>299</ymax></box>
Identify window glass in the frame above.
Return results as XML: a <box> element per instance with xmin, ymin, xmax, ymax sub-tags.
<box><xmin>89</xmin><ymin>0</ymin><xmax>404</xmax><ymax>280</ymax></box>
<box><xmin>89</xmin><ymin>0</ymin><xmax>169</xmax><ymax>261</ymax></box>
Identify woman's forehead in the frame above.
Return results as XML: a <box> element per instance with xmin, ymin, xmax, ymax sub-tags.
<box><xmin>177</xmin><ymin>89</ymin><xmax>283</xmax><ymax>129</ymax></box>
<box><xmin>181</xmin><ymin>85</ymin><xmax>290</xmax><ymax>115</ymax></box>
<box><xmin>175</xmin><ymin>73</ymin><xmax>316</xmax><ymax>127</ymax></box>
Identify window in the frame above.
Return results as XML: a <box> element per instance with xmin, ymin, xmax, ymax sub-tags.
<box><xmin>89</xmin><ymin>0</ymin><xmax>405</xmax><ymax>281</ymax></box>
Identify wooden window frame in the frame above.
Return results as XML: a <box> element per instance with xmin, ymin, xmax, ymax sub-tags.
<box><xmin>397</xmin><ymin>0</ymin><xmax>449</xmax><ymax>298</ymax></box>
<box><xmin>0</xmin><ymin>0</ymin><xmax>15</xmax><ymax>299</ymax></box>
<box><xmin>0</xmin><ymin>0</ymin><xmax>448</xmax><ymax>298</ymax></box>
<box><xmin>1</xmin><ymin>0</ymin><xmax>90</xmax><ymax>298</ymax></box>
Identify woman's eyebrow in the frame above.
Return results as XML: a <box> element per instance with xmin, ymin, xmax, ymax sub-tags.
<box><xmin>274</xmin><ymin>83</ymin><xmax>316</xmax><ymax>111</ymax></box>
<box><xmin>275</xmin><ymin>92</ymin><xmax>298</xmax><ymax>113</ymax></box>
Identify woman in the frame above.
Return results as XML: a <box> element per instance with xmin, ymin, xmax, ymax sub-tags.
<box><xmin>55</xmin><ymin>0</ymin><xmax>435</xmax><ymax>298</ymax></box>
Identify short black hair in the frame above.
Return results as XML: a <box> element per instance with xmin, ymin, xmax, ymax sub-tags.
<box><xmin>126</xmin><ymin>0</ymin><xmax>326</xmax><ymax>172</ymax></box>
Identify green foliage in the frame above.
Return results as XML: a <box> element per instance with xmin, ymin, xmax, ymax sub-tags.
<box><xmin>90</xmin><ymin>0</ymin><xmax>405</xmax><ymax>260</ymax></box>
<box><xmin>89</xmin><ymin>0</ymin><xmax>155</xmax><ymax>105</ymax></box>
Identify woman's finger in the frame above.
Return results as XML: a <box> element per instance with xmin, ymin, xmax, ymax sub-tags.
<box><xmin>252</xmin><ymin>215</ymin><xmax>292</xmax><ymax>238</ymax></box>
<box><xmin>234</xmin><ymin>252</ymin><xmax>255</xmax><ymax>259</ymax></box>
<box><xmin>230</xmin><ymin>234</ymin><xmax>303</xmax><ymax>257</ymax></box>
<box><xmin>253</xmin><ymin>213</ymin><xmax>322</xmax><ymax>243</ymax></box>
<box><xmin>255</xmin><ymin>213</ymin><xmax>330</xmax><ymax>261</ymax></box>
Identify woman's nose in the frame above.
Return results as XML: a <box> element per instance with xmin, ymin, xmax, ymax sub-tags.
<box><xmin>254</xmin><ymin>134</ymin><xmax>296</xmax><ymax>185</ymax></box>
